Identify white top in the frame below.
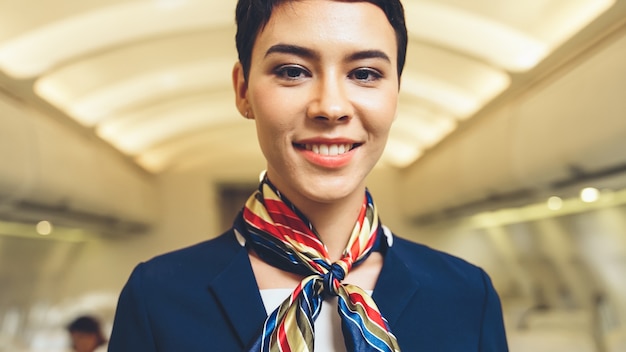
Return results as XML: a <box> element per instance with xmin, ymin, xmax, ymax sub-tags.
<box><xmin>260</xmin><ymin>288</ymin><xmax>373</xmax><ymax>352</ymax></box>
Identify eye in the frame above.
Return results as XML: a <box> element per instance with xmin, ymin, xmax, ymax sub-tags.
<box><xmin>274</xmin><ymin>65</ymin><xmax>310</xmax><ymax>80</ymax></box>
<box><xmin>350</xmin><ymin>68</ymin><xmax>382</xmax><ymax>83</ymax></box>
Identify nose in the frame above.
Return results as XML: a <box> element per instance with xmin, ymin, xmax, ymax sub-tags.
<box><xmin>306</xmin><ymin>76</ymin><xmax>353</xmax><ymax>123</ymax></box>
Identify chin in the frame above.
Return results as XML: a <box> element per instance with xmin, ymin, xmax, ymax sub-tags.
<box><xmin>309</xmin><ymin>190</ymin><xmax>350</xmax><ymax>203</ymax></box>
<box><xmin>304</xmin><ymin>179</ymin><xmax>363</xmax><ymax>203</ymax></box>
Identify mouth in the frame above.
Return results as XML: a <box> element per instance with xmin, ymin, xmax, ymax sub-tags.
<box><xmin>293</xmin><ymin>143</ymin><xmax>361</xmax><ymax>156</ymax></box>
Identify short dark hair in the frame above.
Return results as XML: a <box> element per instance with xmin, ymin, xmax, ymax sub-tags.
<box><xmin>67</xmin><ymin>315</ymin><xmax>106</xmax><ymax>346</ymax></box>
<box><xmin>235</xmin><ymin>0</ymin><xmax>408</xmax><ymax>81</ymax></box>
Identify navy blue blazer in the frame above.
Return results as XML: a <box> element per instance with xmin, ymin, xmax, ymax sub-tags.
<box><xmin>109</xmin><ymin>230</ymin><xmax>508</xmax><ymax>351</ymax></box>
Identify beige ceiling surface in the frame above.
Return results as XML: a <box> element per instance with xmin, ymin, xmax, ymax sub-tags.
<box><xmin>0</xmin><ymin>0</ymin><xmax>622</xmax><ymax>173</ymax></box>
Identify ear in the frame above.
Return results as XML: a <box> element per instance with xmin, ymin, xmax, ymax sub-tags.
<box><xmin>232</xmin><ymin>62</ymin><xmax>251</xmax><ymax>118</ymax></box>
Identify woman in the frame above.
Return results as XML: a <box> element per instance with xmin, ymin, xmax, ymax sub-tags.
<box><xmin>109</xmin><ymin>1</ymin><xmax>509</xmax><ymax>351</ymax></box>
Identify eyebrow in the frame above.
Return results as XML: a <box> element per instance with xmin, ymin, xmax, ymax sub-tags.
<box><xmin>265</xmin><ymin>44</ymin><xmax>391</xmax><ymax>64</ymax></box>
<box><xmin>346</xmin><ymin>50</ymin><xmax>391</xmax><ymax>64</ymax></box>
<box><xmin>265</xmin><ymin>44</ymin><xmax>317</xmax><ymax>59</ymax></box>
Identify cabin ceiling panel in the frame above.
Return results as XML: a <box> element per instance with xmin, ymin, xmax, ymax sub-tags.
<box><xmin>0</xmin><ymin>0</ymin><xmax>622</xmax><ymax>176</ymax></box>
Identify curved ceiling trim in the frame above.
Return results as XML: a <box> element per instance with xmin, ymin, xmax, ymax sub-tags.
<box><xmin>404</xmin><ymin>0</ymin><xmax>615</xmax><ymax>72</ymax></box>
<box><xmin>97</xmin><ymin>93</ymin><xmax>238</xmax><ymax>155</ymax></box>
<box><xmin>135</xmin><ymin>122</ymin><xmax>259</xmax><ymax>173</ymax></box>
<box><xmin>404</xmin><ymin>1</ymin><xmax>547</xmax><ymax>71</ymax></box>
<box><xmin>0</xmin><ymin>1</ymin><xmax>233</xmax><ymax>78</ymax></box>
<box><xmin>393</xmin><ymin>111</ymin><xmax>456</xmax><ymax>148</ymax></box>
<box><xmin>36</xmin><ymin>59</ymin><xmax>233</xmax><ymax>126</ymax></box>
<box><xmin>402</xmin><ymin>73</ymin><xmax>482</xmax><ymax>118</ymax></box>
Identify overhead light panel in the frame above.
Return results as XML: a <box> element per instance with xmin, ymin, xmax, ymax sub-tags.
<box><xmin>404</xmin><ymin>0</ymin><xmax>615</xmax><ymax>72</ymax></box>
<box><xmin>401</xmin><ymin>74</ymin><xmax>481</xmax><ymax>118</ymax></box>
<box><xmin>0</xmin><ymin>1</ymin><xmax>233</xmax><ymax>78</ymax></box>
<box><xmin>36</xmin><ymin>60</ymin><xmax>232</xmax><ymax>126</ymax></box>
<box><xmin>392</xmin><ymin>111</ymin><xmax>456</xmax><ymax>148</ymax></box>
<box><xmin>405</xmin><ymin>1</ymin><xmax>547</xmax><ymax>72</ymax></box>
<box><xmin>96</xmin><ymin>93</ymin><xmax>238</xmax><ymax>154</ymax></box>
<box><xmin>382</xmin><ymin>139</ymin><xmax>424</xmax><ymax>169</ymax></box>
<box><xmin>403</xmin><ymin>45</ymin><xmax>511</xmax><ymax>119</ymax></box>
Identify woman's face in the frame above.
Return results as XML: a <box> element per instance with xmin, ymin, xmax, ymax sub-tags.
<box><xmin>234</xmin><ymin>0</ymin><xmax>399</xmax><ymax>208</ymax></box>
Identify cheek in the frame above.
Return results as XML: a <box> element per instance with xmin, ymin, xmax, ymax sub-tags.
<box><xmin>356</xmin><ymin>91</ymin><xmax>398</xmax><ymax>134</ymax></box>
<box><xmin>250</xmin><ymin>83</ymin><xmax>305</xmax><ymax>115</ymax></box>
<box><xmin>252</xmin><ymin>108</ymin><xmax>292</xmax><ymax>156</ymax></box>
<box><xmin>250</xmin><ymin>86</ymin><xmax>304</xmax><ymax>137</ymax></box>
<box><xmin>250</xmin><ymin>91</ymin><xmax>280</xmax><ymax>137</ymax></box>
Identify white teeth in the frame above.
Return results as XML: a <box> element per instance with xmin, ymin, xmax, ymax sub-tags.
<box><xmin>304</xmin><ymin>144</ymin><xmax>353</xmax><ymax>156</ymax></box>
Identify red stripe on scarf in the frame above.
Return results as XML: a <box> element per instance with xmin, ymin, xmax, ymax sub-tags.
<box><xmin>245</xmin><ymin>200</ymin><xmax>327</xmax><ymax>256</ymax></box>
<box><xmin>277</xmin><ymin>324</ymin><xmax>292</xmax><ymax>352</ymax></box>
<box><xmin>263</xmin><ymin>198</ymin><xmax>315</xmax><ymax>235</ymax></box>
<box><xmin>348</xmin><ymin>292</ymin><xmax>387</xmax><ymax>329</ymax></box>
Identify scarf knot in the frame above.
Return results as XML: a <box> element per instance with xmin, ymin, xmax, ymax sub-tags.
<box><xmin>321</xmin><ymin>262</ymin><xmax>346</xmax><ymax>298</ymax></box>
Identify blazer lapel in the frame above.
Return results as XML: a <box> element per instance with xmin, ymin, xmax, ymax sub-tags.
<box><xmin>208</xmin><ymin>242</ymin><xmax>266</xmax><ymax>348</ymax></box>
<box><xmin>372</xmin><ymin>243</ymin><xmax>421</xmax><ymax>328</ymax></box>
<box><xmin>207</xmin><ymin>232</ymin><xmax>419</xmax><ymax>345</ymax></box>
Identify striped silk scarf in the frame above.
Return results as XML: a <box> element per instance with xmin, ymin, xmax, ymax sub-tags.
<box><xmin>238</xmin><ymin>178</ymin><xmax>400</xmax><ymax>352</ymax></box>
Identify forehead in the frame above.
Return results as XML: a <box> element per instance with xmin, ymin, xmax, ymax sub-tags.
<box><xmin>253</xmin><ymin>0</ymin><xmax>397</xmax><ymax>58</ymax></box>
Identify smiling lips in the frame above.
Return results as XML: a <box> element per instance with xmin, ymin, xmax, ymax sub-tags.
<box><xmin>294</xmin><ymin>142</ymin><xmax>360</xmax><ymax>168</ymax></box>
<box><xmin>300</xmin><ymin>143</ymin><xmax>354</xmax><ymax>156</ymax></box>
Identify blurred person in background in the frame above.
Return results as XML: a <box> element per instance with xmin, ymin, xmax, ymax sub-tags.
<box><xmin>66</xmin><ymin>316</ymin><xmax>107</xmax><ymax>352</ymax></box>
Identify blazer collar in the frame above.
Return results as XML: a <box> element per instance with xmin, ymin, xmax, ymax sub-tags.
<box><xmin>207</xmin><ymin>234</ymin><xmax>266</xmax><ymax>349</ymax></box>
<box><xmin>207</xmin><ymin>231</ymin><xmax>420</xmax><ymax>345</ymax></box>
<box><xmin>372</xmin><ymin>241</ymin><xmax>421</xmax><ymax>328</ymax></box>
